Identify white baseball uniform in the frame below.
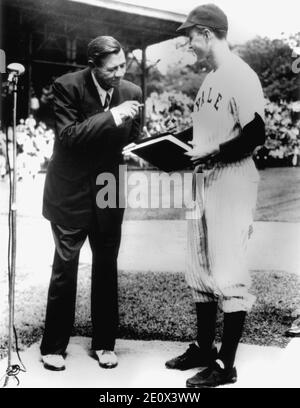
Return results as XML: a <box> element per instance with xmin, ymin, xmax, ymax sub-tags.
<box><xmin>186</xmin><ymin>52</ymin><xmax>265</xmax><ymax>313</ymax></box>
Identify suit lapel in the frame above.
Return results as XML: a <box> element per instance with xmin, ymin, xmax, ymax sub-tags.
<box><xmin>83</xmin><ymin>68</ymin><xmax>100</xmax><ymax>100</ymax></box>
<box><xmin>82</xmin><ymin>68</ymin><xmax>103</xmax><ymax>115</ymax></box>
<box><xmin>110</xmin><ymin>86</ymin><xmax>120</xmax><ymax>108</ymax></box>
<box><xmin>82</xmin><ymin>68</ymin><xmax>124</xmax><ymax>115</ymax></box>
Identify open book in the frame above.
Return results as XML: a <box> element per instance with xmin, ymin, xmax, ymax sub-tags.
<box><xmin>123</xmin><ymin>133</ymin><xmax>193</xmax><ymax>172</ymax></box>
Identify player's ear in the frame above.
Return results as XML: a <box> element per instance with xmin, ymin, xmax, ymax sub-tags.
<box><xmin>202</xmin><ymin>28</ymin><xmax>213</xmax><ymax>41</ymax></box>
<box><xmin>88</xmin><ymin>59</ymin><xmax>96</xmax><ymax>69</ymax></box>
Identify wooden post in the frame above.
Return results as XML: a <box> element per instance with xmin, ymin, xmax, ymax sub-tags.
<box><xmin>141</xmin><ymin>46</ymin><xmax>147</xmax><ymax>129</ymax></box>
<box><xmin>27</xmin><ymin>33</ymin><xmax>32</xmax><ymax>117</ymax></box>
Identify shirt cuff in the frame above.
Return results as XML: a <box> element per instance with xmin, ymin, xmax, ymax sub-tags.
<box><xmin>110</xmin><ymin>108</ymin><xmax>122</xmax><ymax>127</ymax></box>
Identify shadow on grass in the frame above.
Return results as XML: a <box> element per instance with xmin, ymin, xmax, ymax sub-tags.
<box><xmin>1</xmin><ymin>270</ymin><xmax>299</xmax><ymax>359</ymax></box>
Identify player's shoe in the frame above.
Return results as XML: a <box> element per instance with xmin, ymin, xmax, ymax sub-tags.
<box><xmin>41</xmin><ymin>354</ymin><xmax>65</xmax><ymax>371</ymax></box>
<box><xmin>165</xmin><ymin>343</ymin><xmax>218</xmax><ymax>370</ymax></box>
<box><xmin>186</xmin><ymin>361</ymin><xmax>237</xmax><ymax>388</ymax></box>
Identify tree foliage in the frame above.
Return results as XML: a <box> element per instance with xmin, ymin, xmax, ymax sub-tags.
<box><xmin>234</xmin><ymin>36</ymin><xmax>299</xmax><ymax>102</ymax></box>
<box><xmin>162</xmin><ymin>64</ymin><xmax>207</xmax><ymax>99</ymax></box>
<box><xmin>140</xmin><ymin>34</ymin><xmax>300</xmax><ymax>103</ymax></box>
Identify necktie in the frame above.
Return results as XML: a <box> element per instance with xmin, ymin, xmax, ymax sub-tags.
<box><xmin>103</xmin><ymin>92</ymin><xmax>110</xmax><ymax>111</ymax></box>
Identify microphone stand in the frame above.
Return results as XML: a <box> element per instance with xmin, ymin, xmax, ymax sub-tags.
<box><xmin>4</xmin><ymin>74</ymin><xmax>19</xmax><ymax>387</ymax></box>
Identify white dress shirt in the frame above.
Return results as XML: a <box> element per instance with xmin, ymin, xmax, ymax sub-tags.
<box><xmin>91</xmin><ymin>71</ymin><xmax>122</xmax><ymax>126</ymax></box>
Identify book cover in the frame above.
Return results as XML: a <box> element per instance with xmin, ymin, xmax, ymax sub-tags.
<box><xmin>123</xmin><ymin>133</ymin><xmax>193</xmax><ymax>172</ymax></box>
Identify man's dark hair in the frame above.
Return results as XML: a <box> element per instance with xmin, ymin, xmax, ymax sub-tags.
<box><xmin>87</xmin><ymin>36</ymin><xmax>122</xmax><ymax>67</ymax></box>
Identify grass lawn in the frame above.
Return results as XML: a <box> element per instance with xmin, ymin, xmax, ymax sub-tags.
<box><xmin>124</xmin><ymin>167</ymin><xmax>300</xmax><ymax>222</ymax></box>
<box><xmin>1</xmin><ymin>268</ymin><xmax>299</xmax><ymax>359</ymax></box>
<box><xmin>256</xmin><ymin>167</ymin><xmax>300</xmax><ymax>222</ymax></box>
<box><xmin>0</xmin><ymin>167</ymin><xmax>300</xmax><ymax>359</ymax></box>
<box><xmin>0</xmin><ymin>167</ymin><xmax>299</xmax><ymax>222</ymax></box>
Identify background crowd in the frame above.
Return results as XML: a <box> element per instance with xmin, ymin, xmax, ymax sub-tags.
<box><xmin>0</xmin><ymin>116</ymin><xmax>54</xmax><ymax>181</ymax></box>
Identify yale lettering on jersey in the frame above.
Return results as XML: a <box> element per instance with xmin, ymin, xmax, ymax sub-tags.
<box><xmin>194</xmin><ymin>87</ymin><xmax>223</xmax><ymax>112</ymax></box>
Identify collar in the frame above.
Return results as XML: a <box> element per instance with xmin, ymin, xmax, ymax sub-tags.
<box><xmin>91</xmin><ymin>71</ymin><xmax>114</xmax><ymax>106</ymax></box>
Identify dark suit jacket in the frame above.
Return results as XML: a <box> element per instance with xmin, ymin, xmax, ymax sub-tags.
<box><xmin>43</xmin><ymin>68</ymin><xmax>142</xmax><ymax>228</ymax></box>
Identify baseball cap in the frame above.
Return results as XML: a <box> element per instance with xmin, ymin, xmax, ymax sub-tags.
<box><xmin>177</xmin><ymin>3</ymin><xmax>228</xmax><ymax>33</ymax></box>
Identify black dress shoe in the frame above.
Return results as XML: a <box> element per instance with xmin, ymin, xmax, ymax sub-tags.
<box><xmin>165</xmin><ymin>343</ymin><xmax>218</xmax><ymax>370</ymax></box>
<box><xmin>186</xmin><ymin>361</ymin><xmax>237</xmax><ymax>388</ymax></box>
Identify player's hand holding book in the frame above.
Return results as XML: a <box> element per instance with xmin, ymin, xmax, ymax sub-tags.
<box><xmin>184</xmin><ymin>142</ymin><xmax>220</xmax><ymax>169</ymax></box>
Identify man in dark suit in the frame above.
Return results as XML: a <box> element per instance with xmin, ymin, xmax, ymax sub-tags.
<box><xmin>40</xmin><ymin>36</ymin><xmax>142</xmax><ymax>371</ymax></box>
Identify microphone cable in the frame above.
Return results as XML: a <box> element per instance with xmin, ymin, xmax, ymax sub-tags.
<box><xmin>1</xmin><ymin>126</ymin><xmax>27</xmax><ymax>387</ymax></box>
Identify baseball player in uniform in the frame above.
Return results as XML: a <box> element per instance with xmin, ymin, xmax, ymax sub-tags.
<box><xmin>165</xmin><ymin>4</ymin><xmax>266</xmax><ymax>388</ymax></box>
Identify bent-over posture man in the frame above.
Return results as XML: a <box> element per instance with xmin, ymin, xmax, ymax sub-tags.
<box><xmin>41</xmin><ymin>36</ymin><xmax>142</xmax><ymax>371</ymax></box>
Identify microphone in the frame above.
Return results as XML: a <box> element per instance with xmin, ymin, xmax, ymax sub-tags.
<box><xmin>7</xmin><ymin>63</ymin><xmax>25</xmax><ymax>82</ymax></box>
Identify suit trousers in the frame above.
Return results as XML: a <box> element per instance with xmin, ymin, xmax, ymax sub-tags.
<box><xmin>40</xmin><ymin>206</ymin><xmax>124</xmax><ymax>355</ymax></box>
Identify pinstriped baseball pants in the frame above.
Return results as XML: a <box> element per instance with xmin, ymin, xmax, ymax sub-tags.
<box><xmin>186</xmin><ymin>157</ymin><xmax>259</xmax><ymax>313</ymax></box>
